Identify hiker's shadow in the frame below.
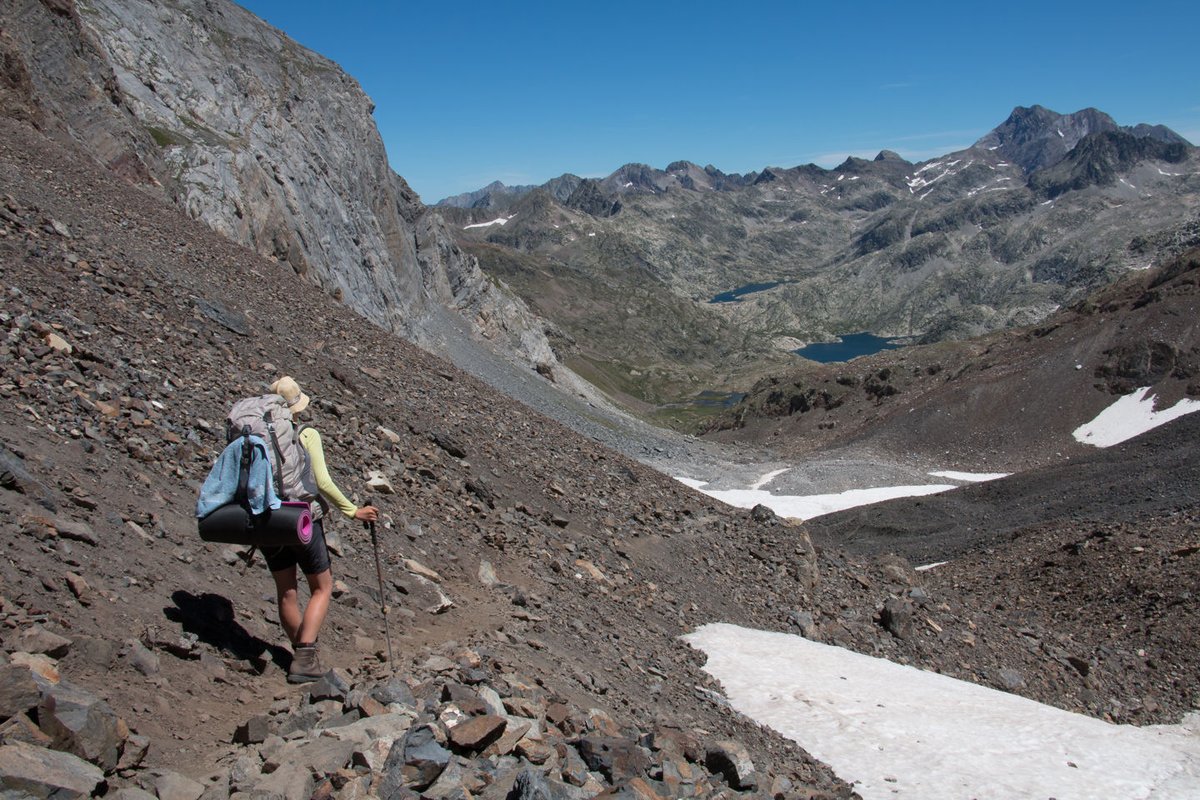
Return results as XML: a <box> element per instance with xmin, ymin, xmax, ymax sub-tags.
<box><xmin>165</xmin><ymin>590</ymin><xmax>290</xmax><ymax>672</ymax></box>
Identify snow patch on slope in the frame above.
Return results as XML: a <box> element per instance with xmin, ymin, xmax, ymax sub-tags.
<box><xmin>674</xmin><ymin>476</ymin><xmax>955</xmax><ymax>521</ymax></box>
<box><xmin>906</xmin><ymin>158</ymin><xmax>975</xmax><ymax>193</ymax></box>
<box><xmin>928</xmin><ymin>470</ymin><xmax>1009</xmax><ymax>482</ymax></box>
<box><xmin>463</xmin><ymin>215</ymin><xmax>514</xmax><ymax>230</ymax></box>
<box><xmin>1073</xmin><ymin>387</ymin><xmax>1200</xmax><ymax>447</ymax></box>
<box><xmin>684</xmin><ymin>623</ymin><xmax>1200</xmax><ymax>800</ymax></box>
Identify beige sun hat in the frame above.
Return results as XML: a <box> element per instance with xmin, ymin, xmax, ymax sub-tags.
<box><xmin>271</xmin><ymin>376</ymin><xmax>310</xmax><ymax>415</ymax></box>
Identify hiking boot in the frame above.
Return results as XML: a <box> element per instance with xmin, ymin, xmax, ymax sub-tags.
<box><xmin>287</xmin><ymin>644</ymin><xmax>323</xmax><ymax>683</ymax></box>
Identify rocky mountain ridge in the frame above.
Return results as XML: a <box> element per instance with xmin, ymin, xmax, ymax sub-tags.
<box><xmin>1</xmin><ymin>0</ymin><xmax>563</xmax><ymax>382</ymax></box>
<box><xmin>440</xmin><ymin>106</ymin><xmax>1199</xmax><ymax>421</ymax></box>
<box><xmin>440</xmin><ymin>105</ymin><xmax>1192</xmax><ymax>208</ymax></box>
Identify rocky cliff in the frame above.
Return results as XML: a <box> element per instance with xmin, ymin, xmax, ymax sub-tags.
<box><xmin>2</xmin><ymin>0</ymin><xmax>559</xmax><ymax>375</ymax></box>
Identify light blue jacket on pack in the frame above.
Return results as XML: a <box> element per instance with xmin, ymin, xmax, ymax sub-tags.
<box><xmin>196</xmin><ymin>434</ymin><xmax>281</xmax><ymax>518</ymax></box>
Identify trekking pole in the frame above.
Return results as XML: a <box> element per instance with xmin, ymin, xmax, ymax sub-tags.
<box><xmin>365</xmin><ymin>514</ymin><xmax>395</xmax><ymax>669</ymax></box>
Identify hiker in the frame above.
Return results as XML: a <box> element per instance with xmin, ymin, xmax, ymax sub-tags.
<box><xmin>265</xmin><ymin>375</ymin><xmax>378</xmax><ymax>683</ymax></box>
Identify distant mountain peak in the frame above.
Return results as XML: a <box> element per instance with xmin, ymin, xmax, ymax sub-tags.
<box><xmin>834</xmin><ymin>156</ymin><xmax>873</xmax><ymax>172</ymax></box>
<box><xmin>970</xmin><ymin>105</ymin><xmax>1190</xmax><ymax>175</ymax></box>
<box><xmin>439</xmin><ymin>180</ymin><xmax>535</xmax><ymax>209</ymax></box>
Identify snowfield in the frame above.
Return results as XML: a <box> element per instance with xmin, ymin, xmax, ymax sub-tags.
<box><xmin>928</xmin><ymin>470</ymin><xmax>1009</xmax><ymax>482</ymax></box>
<box><xmin>675</xmin><ymin>476</ymin><xmax>956</xmax><ymax>521</ymax></box>
<box><xmin>667</xmin><ymin>387</ymin><xmax>1200</xmax><ymax>796</ymax></box>
<box><xmin>676</xmin><ymin>384</ymin><xmax>1198</xmax><ymax>523</ymax></box>
<box><xmin>675</xmin><ymin>469</ymin><xmax>1007</xmax><ymax>522</ymax></box>
<box><xmin>1074</xmin><ymin>387</ymin><xmax>1200</xmax><ymax>448</ymax></box>
<box><xmin>685</xmin><ymin>624</ymin><xmax>1200</xmax><ymax>800</ymax></box>
<box><xmin>462</xmin><ymin>215</ymin><xmax>513</xmax><ymax>230</ymax></box>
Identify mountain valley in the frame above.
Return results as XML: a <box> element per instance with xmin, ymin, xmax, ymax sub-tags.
<box><xmin>1</xmin><ymin>1</ymin><xmax>1199</xmax><ymax>799</ymax></box>
<box><xmin>441</xmin><ymin>108</ymin><xmax>1199</xmax><ymax>423</ymax></box>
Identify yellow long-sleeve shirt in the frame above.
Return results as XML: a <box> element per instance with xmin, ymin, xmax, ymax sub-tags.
<box><xmin>298</xmin><ymin>426</ymin><xmax>357</xmax><ymax>519</ymax></box>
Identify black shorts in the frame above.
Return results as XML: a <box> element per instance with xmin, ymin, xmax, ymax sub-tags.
<box><xmin>262</xmin><ymin>518</ymin><xmax>330</xmax><ymax>576</ymax></box>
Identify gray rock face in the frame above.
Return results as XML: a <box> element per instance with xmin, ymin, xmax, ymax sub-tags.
<box><xmin>0</xmin><ymin>0</ymin><xmax>162</xmax><ymax>184</ymax></box>
<box><xmin>3</xmin><ymin>0</ymin><xmax>557</xmax><ymax>374</ymax></box>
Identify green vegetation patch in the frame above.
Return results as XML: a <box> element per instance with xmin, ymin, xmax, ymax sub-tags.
<box><xmin>146</xmin><ymin>125</ymin><xmax>191</xmax><ymax>148</ymax></box>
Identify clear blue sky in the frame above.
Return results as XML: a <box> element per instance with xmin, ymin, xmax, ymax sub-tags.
<box><xmin>237</xmin><ymin>0</ymin><xmax>1199</xmax><ymax>204</ymax></box>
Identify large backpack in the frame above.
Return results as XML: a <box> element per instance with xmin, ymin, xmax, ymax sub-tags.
<box><xmin>225</xmin><ymin>395</ymin><xmax>318</xmax><ymax>504</ymax></box>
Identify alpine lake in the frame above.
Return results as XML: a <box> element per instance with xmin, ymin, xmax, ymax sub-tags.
<box><xmin>793</xmin><ymin>332</ymin><xmax>910</xmax><ymax>363</ymax></box>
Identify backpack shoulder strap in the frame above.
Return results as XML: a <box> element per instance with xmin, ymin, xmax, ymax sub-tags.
<box><xmin>263</xmin><ymin>410</ymin><xmax>286</xmax><ymax>498</ymax></box>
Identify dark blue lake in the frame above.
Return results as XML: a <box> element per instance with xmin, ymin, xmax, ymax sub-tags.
<box><xmin>709</xmin><ymin>282</ymin><xmax>782</xmax><ymax>303</ymax></box>
<box><xmin>794</xmin><ymin>333</ymin><xmax>908</xmax><ymax>363</ymax></box>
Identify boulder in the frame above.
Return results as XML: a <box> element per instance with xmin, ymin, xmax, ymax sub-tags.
<box><xmin>106</xmin><ymin>788</ymin><xmax>159</xmax><ymax>800</ymax></box>
<box><xmin>273</xmin><ymin>736</ymin><xmax>356</xmax><ymax>778</ymax></box>
<box><xmin>370</xmin><ymin>677</ymin><xmax>417</xmax><ymax>708</ymax></box>
<box><xmin>879</xmin><ymin>596</ymin><xmax>914</xmax><ymax>639</ymax></box>
<box><xmin>69</xmin><ymin>637</ymin><xmax>117</xmax><ymax>669</ymax></box>
<box><xmin>13</xmin><ymin>626</ymin><xmax>72</xmax><ymax>658</ymax></box>
<box><xmin>660</xmin><ymin>752</ymin><xmax>705</xmax><ymax>797</ymax></box>
<box><xmin>11</xmin><ymin>652</ymin><xmax>59</xmax><ymax>683</ymax></box>
<box><xmin>591</xmin><ymin>777</ymin><xmax>668</xmax><ymax>799</ymax></box>
<box><xmin>504</xmin><ymin>769</ymin><xmax>557</xmax><ymax>800</ymax></box>
<box><xmin>705</xmin><ymin>740</ymin><xmax>758</xmax><ymax>791</ymax></box>
<box><xmin>247</xmin><ymin>764</ymin><xmax>313</xmax><ymax>800</ymax></box>
<box><xmin>228</xmin><ymin>753</ymin><xmax>263</xmax><ymax>793</ymax></box>
<box><xmin>0</xmin><ymin>664</ymin><xmax>41</xmax><ymax>720</ymax></box>
<box><xmin>421</xmin><ymin>758</ymin><xmax>471</xmax><ymax>799</ymax></box>
<box><xmin>485</xmin><ymin>717</ymin><xmax>532</xmax><ymax>758</ymax></box>
<box><xmin>308</xmin><ymin>668</ymin><xmax>352</xmax><ymax>704</ymax></box>
<box><xmin>750</xmin><ymin>504</ymin><xmax>777</xmax><ymax>524</ymax></box>
<box><xmin>575</xmin><ymin>736</ymin><xmax>650</xmax><ymax>784</ymax></box>
<box><xmin>787</xmin><ymin>610</ymin><xmax>818</xmax><ymax>639</ymax></box>
<box><xmin>0</xmin><ymin>712</ymin><xmax>53</xmax><ymax>747</ymax></box>
<box><xmin>145</xmin><ymin>769</ymin><xmax>206</xmax><ymax>800</ymax></box>
<box><xmin>379</xmin><ymin>724</ymin><xmax>450</xmax><ymax>793</ymax></box>
<box><xmin>998</xmin><ymin>668</ymin><xmax>1026</xmax><ymax>691</ymax></box>
<box><xmin>233</xmin><ymin>715</ymin><xmax>271</xmax><ymax>745</ymax></box>
<box><xmin>324</xmin><ymin>709</ymin><xmax>416</xmax><ymax>751</ymax></box>
<box><xmin>37</xmin><ymin>680</ymin><xmax>126</xmax><ymax>771</ymax></box>
<box><xmin>0</xmin><ymin>741</ymin><xmax>105</xmax><ymax>799</ymax></box>
<box><xmin>559</xmin><ymin>742</ymin><xmax>590</xmax><ymax>786</ymax></box>
<box><xmin>515</xmin><ymin>738</ymin><xmax>554</xmax><ymax>765</ymax></box>
<box><xmin>117</xmin><ymin>733</ymin><xmax>150</xmax><ymax>771</ymax></box>
<box><xmin>52</xmin><ymin>519</ymin><xmax>96</xmax><ymax>546</ymax></box>
<box><xmin>447</xmin><ymin>714</ymin><xmax>506</xmax><ymax>754</ymax></box>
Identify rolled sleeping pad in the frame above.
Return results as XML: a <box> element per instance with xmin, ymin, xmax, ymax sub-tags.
<box><xmin>198</xmin><ymin>501</ymin><xmax>313</xmax><ymax>546</ymax></box>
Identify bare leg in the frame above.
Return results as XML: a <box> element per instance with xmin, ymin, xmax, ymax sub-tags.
<box><xmin>295</xmin><ymin>568</ymin><xmax>333</xmax><ymax>646</ymax></box>
<box><xmin>271</xmin><ymin>566</ymin><xmax>302</xmax><ymax>644</ymax></box>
